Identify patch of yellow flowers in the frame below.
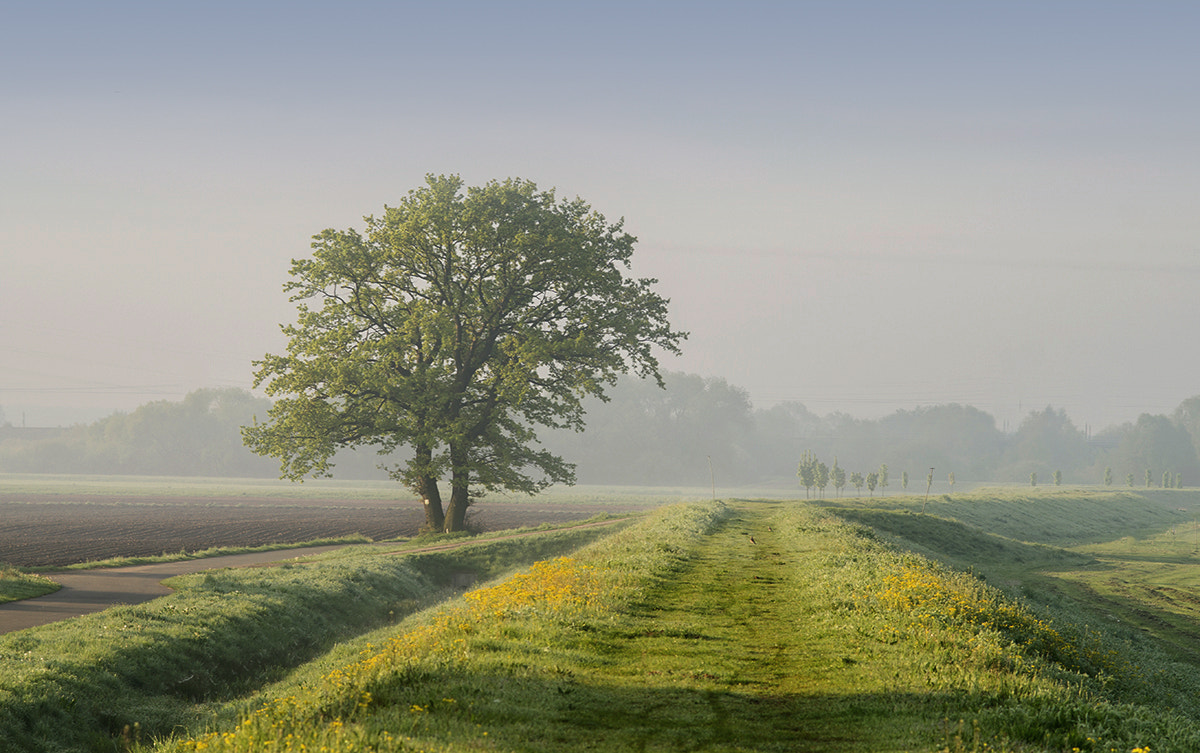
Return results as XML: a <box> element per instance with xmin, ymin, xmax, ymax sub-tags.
<box><xmin>877</xmin><ymin>564</ymin><xmax>1124</xmax><ymax>679</ymax></box>
<box><xmin>463</xmin><ymin>555</ymin><xmax>603</xmax><ymax>619</ymax></box>
<box><xmin>175</xmin><ymin>557</ymin><xmax>603</xmax><ymax>752</ymax></box>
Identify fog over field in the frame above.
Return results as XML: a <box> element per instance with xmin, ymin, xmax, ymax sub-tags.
<box><xmin>4</xmin><ymin>3</ymin><xmax>1200</xmax><ymax>433</ymax></box>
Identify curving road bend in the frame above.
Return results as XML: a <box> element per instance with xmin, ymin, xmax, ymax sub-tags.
<box><xmin>0</xmin><ymin>545</ymin><xmax>347</xmax><ymax>635</ymax></box>
<box><xmin>0</xmin><ymin>518</ymin><xmax>628</xmax><ymax>636</ymax></box>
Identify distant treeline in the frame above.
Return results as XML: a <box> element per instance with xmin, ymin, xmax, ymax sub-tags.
<box><xmin>542</xmin><ymin>373</ymin><xmax>1200</xmax><ymax>490</ymax></box>
<box><xmin>2</xmin><ymin>378</ymin><xmax>1199</xmax><ymax>489</ymax></box>
<box><xmin>0</xmin><ymin>389</ymin><xmax>388</xmax><ymax>479</ymax></box>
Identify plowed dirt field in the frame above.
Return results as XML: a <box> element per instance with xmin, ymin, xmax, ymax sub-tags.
<box><xmin>0</xmin><ymin>494</ymin><xmax>647</xmax><ymax>567</ymax></box>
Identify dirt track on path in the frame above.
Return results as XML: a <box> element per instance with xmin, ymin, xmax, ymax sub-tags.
<box><xmin>0</xmin><ymin>519</ymin><xmax>628</xmax><ymax>635</ymax></box>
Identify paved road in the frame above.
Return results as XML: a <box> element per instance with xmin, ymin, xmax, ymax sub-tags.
<box><xmin>0</xmin><ymin>518</ymin><xmax>627</xmax><ymax>635</ymax></box>
<box><xmin>0</xmin><ymin>545</ymin><xmax>347</xmax><ymax>635</ymax></box>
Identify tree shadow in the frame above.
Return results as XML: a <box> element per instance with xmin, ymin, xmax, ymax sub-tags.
<box><xmin>822</xmin><ymin>507</ymin><xmax>1093</xmax><ymax>571</ymax></box>
<box><xmin>358</xmin><ymin>666</ymin><xmax>1100</xmax><ymax>753</ymax></box>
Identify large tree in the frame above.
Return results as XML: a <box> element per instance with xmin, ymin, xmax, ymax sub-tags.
<box><xmin>1174</xmin><ymin>395</ymin><xmax>1200</xmax><ymax>460</ymax></box>
<box><xmin>1001</xmin><ymin>405</ymin><xmax>1092</xmax><ymax>482</ymax></box>
<box><xmin>1105</xmin><ymin>412</ymin><xmax>1200</xmax><ymax>486</ymax></box>
<box><xmin>243</xmin><ymin>175</ymin><xmax>685</xmax><ymax>531</ymax></box>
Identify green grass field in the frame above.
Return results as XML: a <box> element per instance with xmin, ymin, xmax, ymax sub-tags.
<box><xmin>5</xmin><ymin>487</ymin><xmax>1200</xmax><ymax>751</ymax></box>
<box><xmin>0</xmin><ymin>565</ymin><xmax>60</xmax><ymax>603</ymax></box>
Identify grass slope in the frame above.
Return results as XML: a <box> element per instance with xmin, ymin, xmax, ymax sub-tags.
<box><xmin>0</xmin><ymin>523</ymin><xmax>622</xmax><ymax>753</ymax></box>
<box><xmin>10</xmin><ymin>490</ymin><xmax>1200</xmax><ymax>751</ymax></box>
<box><xmin>824</xmin><ymin>489</ymin><xmax>1200</xmax><ymax>678</ymax></box>
<box><xmin>45</xmin><ymin>536</ymin><xmax>370</xmax><ymax>572</ymax></box>
<box><xmin>150</xmin><ymin>498</ymin><xmax>1200</xmax><ymax>752</ymax></box>
<box><xmin>828</xmin><ymin>488</ymin><xmax>1196</xmax><ymax>548</ymax></box>
<box><xmin>0</xmin><ymin>565</ymin><xmax>60</xmax><ymax>603</ymax></box>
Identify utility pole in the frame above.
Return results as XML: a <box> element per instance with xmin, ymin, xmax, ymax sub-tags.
<box><xmin>707</xmin><ymin>455</ymin><xmax>715</xmax><ymax>501</ymax></box>
<box><xmin>922</xmin><ymin>468</ymin><xmax>935</xmax><ymax>513</ymax></box>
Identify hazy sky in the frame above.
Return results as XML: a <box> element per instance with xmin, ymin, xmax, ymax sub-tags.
<box><xmin>4</xmin><ymin>2</ymin><xmax>1199</xmax><ymax>431</ymax></box>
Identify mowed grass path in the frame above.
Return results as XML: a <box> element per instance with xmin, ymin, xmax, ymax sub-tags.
<box><xmin>596</xmin><ymin>502</ymin><xmax>931</xmax><ymax>752</ymax></box>
<box><xmin>165</xmin><ymin>497</ymin><xmax>1200</xmax><ymax>753</ymax></box>
<box><xmin>162</xmin><ymin>501</ymin><xmax>967</xmax><ymax>752</ymax></box>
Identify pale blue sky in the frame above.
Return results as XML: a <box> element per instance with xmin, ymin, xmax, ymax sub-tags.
<box><xmin>3</xmin><ymin>2</ymin><xmax>1199</xmax><ymax>430</ymax></box>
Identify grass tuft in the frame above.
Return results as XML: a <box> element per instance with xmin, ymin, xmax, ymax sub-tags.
<box><xmin>0</xmin><ymin>565</ymin><xmax>60</xmax><ymax>603</ymax></box>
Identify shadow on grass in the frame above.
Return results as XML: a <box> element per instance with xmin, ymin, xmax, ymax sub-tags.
<box><xmin>346</xmin><ymin>666</ymin><xmax>1119</xmax><ymax>753</ymax></box>
<box><xmin>0</xmin><ymin>569</ymin><xmax>431</xmax><ymax>752</ymax></box>
<box><xmin>1081</xmin><ymin>550</ymin><xmax>1200</xmax><ymax>565</ymax></box>
<box><xmin>0</xmin><ymin>526</ymin><xmax>620</xmax><ymax>753</ymax></box>
<box><xmin>822</xmin><ymin>507</ymin><xmax>1093</xmax><ymax>572</ymax></box>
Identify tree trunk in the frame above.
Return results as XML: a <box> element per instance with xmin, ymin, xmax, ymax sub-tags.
<box><xmin>444</xmin><ymin>450</ymin><xmax>471</xmax><ymax>532</ymax></box>
<box><xmin>444</xmin><ymin>438</ymin><xmax>470</xmax><ymax>532</ymax></box>
<box><xmin>418</xmin><ymin>475</ymin><xmax>446</xmax><ymax>533</ymax></box>
<box><xmin>444</xmin><ymin>484</ymin><xmax>470</xmax><ymax>532</ymax></box>
<box><xmin>412</xmin><ymin>440</ymin><xmax>445</xmax><ymax>532</ymax></box>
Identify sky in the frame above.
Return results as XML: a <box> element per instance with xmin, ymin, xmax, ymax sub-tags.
<box><xmin>3</xmin><ymin>1</ymin><xmax>1199</xmax><ymax>432</ymax></box>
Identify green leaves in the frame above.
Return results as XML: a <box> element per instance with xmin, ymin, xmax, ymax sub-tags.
<box><xmin>245</xmin><ymin>174</ymin><xmax>685</xmax><ymax>530</ymax></box>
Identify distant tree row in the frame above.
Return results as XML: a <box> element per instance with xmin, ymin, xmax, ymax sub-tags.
<box><xmin>5</xmin><ymin>377</ymin><xmax>1200</xmax><ymax>488</ymax></box>
<box><xmin>796</xmin><ymin>453</ymin><xmax>892</xmax><ymax>498</ymax></box>
<box><xmin>1100</xmin><ymin>465</ymin><xmax>1186</xmax><ymax>489</ymax></box>
<box><xmin>0</xmin><ymin>389</ymin><xmax>390</xmax><ymax>478</ymax></box>
<box><xmin>543</xmin><ymin>375</ymin><xmax>1200</xmax><ymax>489</ymax></box>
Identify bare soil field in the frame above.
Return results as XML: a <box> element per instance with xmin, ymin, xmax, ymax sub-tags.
<box><xmin>0</xmin><ymin>493</ymin><xmax>650</xmax><ymax>568</ymax></box>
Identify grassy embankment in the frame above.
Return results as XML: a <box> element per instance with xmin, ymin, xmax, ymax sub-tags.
<box><xmin>141</xmin><ymin>493</ymin><xmax>1200</xmax><ymax>752</ymax></box>
<box><xmin>823</xmin><ymin>487</ymin><xmax>1200</xmax><ymax>665</ymax></box>
<box><xmin>0</xmin><ymin>519</ymin><xmax>628</xmax><ymax>753</ymax></box>
<box><xmin>8</xmin><ymin>487</ymin><xmax>1200</xmax><ymax>751</ymax></box>
<box><xmin>40</xmin><ymin>537</ymin><xmax>371</xmax><ymax>572</ymax></box>
<box><xmin>0</xmin><ymin>565</ymin><xmax>60</xmax><ymax>603</ymax></box>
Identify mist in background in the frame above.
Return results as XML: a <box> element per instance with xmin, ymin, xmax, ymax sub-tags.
<box><xmin>4</xmin><ymin>2</ymin><xmax>1200</xmax><ymax>433</ymax></box>
<box><xmin>3</xmin><ymin>381</ymin><xmax>1200</xmax><ymax>493</ymax></box>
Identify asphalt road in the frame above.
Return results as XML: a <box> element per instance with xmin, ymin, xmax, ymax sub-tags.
<box><xmin>0</xmin><ymin>518</ymin><xmax>628</xmax><ymax>636</ymax></box>
<box><xmin>0</xmin><ymin>545</ymin><xmax>347</xmax><ymax>635</ymax></box>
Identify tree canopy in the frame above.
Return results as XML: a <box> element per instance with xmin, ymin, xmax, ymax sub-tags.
<box><xmin>242</xmin><ymin>175</ymin><xmax>685</xmax><ymax>531</ymax></box>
